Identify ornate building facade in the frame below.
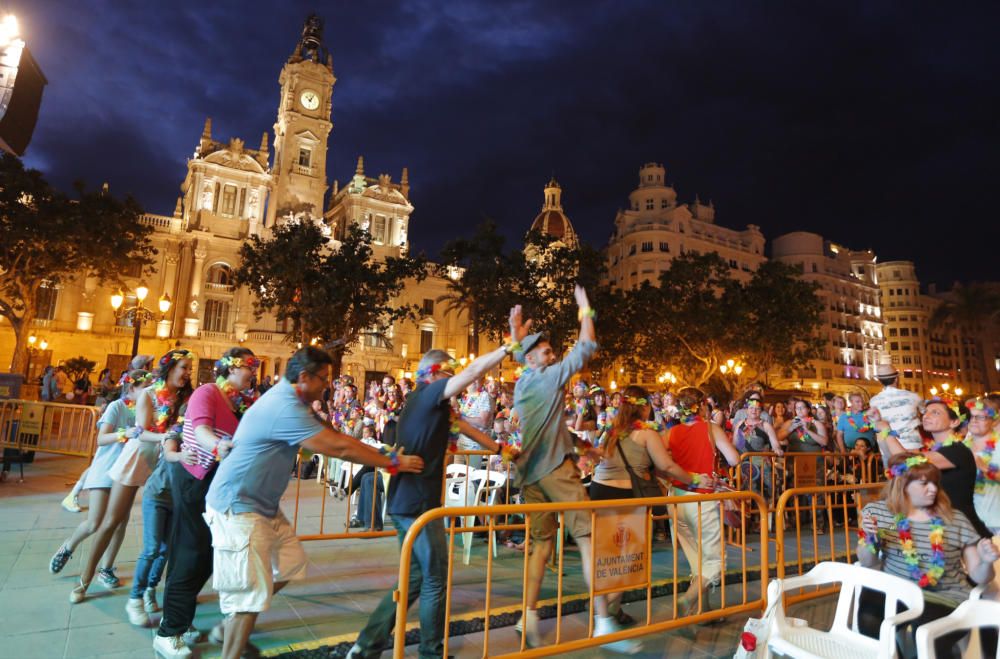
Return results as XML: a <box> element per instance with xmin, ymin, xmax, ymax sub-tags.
<box><xmin>606</xmin><ymin>162</ymin><xmax>767</xmax><ymax>290</ymax></box>
<box><xmin>2</xmin><ymin>16</ymin><xmax>487</xmax><ymax>389</ymax></box>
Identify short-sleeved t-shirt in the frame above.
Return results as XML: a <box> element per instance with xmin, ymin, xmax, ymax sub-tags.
<box><xmin>861</xmin><ymin>500</ymin><xmax>980</xmax><ymax>607</ymax></box>
<box><xmin>181</xmin><ymin>383</ymin><xmax>240</xmax><ymax>480</ymax></box>
<box><xmin>206</xmin><ymin>378</ymin><xmax>324</xmax><ymax>518</ymax></box>
<box><xmin>936</xmin><ymin>442</ymin><xmax>992</xmax><ymax>538</ymax></box>
<box><xmin>387</xmin><ymin>378</ymin><xmax>452</xmax><ymax>517</ymax></box>
<box><xmin>83</xmin><ymin>399</ymin><xmax>134</xmax><ymax>489</ymax></box>
<box><xmin>836</xmin><ymin>411</ymin><xmax>876</xmax><ymax>449</ymax></box>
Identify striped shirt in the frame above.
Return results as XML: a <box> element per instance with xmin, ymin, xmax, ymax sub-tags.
<box><xmin>862</xmin><ymin>500</ymin><xmax>979</xmax><ymax>606</ymax></box>
<box><xmin>180</xmin><ymin>383</ymin><xmax>239</xmax><ymax>480</ymax></box>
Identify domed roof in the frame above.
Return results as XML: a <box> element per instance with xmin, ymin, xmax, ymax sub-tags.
<box><xmin>531</xmin><ymin>210</ymin><xmax>570</xmax><ymax>240</ymax></box>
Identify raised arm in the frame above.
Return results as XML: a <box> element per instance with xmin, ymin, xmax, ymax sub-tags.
<box><xmin>301</xmin><ymin>427</ymin><xmax>423</xmax><ymax>473</ymax></box>
<box><xmin>575</xmin><ymin>284</ymin><xmax>595</xmax><ymax>345</ymax></box>
<box><xmin>443</xmin><ymin>347</ymin><xmax>509</xmax><ymax>401</ymax></box>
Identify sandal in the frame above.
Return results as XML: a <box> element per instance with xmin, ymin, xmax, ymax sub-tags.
<box><xmin>69</xmin><ymin>580</ymin><xmax>89</xmax><ymax>604</ymax></box>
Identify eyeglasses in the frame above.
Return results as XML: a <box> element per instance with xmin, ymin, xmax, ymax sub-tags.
<box><xmin>309</xmin><ymin>371</ymin><xmax>331</xmax><ymax>387</ymax></box>
<box><xmin>969</xmin><ymin>414</ymin><xmax>991</xmax><ymax>423</ymax></box>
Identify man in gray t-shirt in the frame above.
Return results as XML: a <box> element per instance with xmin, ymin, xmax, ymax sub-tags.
<box><xmin>510</xmin><ymin>286</ymin><xmax>638</xmax><ymax>652</ymax></box>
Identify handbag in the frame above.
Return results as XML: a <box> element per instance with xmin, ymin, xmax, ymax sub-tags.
<box><xmin>616</xmin><ymin>441</ymin><xmax>667</xmax><ymax>515</ymax></box>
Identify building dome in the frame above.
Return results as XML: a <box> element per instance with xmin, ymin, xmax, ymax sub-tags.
<box><xmin>528</xmin><ymin>177</ymin><xmax>578</xmax><ymax>248</ymax></box>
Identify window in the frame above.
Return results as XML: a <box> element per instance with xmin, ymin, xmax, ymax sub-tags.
<box><xmin>298</xmin><ymin>147</ymin><xmax>311</xmax><ymax>168</ymax></box>
<box><xmin>641</xmin><ymin>241</ymin><xmax>653</xmax><ymax>252</ymax></box>
<box><xmin>371</xmin><ymin>215</ymin><xmax>387</xmax><ymax>243</ymax></box>
<box><xmin>125</xmin><ymin>261</ymin><xmax>144</xmax><ymax>278</ymax></box>
<box><xmin>36</xmin><ymin>284</ymin><xmax>58</xmax><ymax>320</ymax></box>
<box><xmin>659</xmin><ymin>242</ymin><xmax>669</xmax><ymax>252</ymax></box>
<box><xmin>115</xmin><ymin>295</ymin><xmax>137</xmax><ymax>327</ymax></box>
<box><xmin>419</xmin><ymin>329</ymin><xmax>433</xmax><ymax>354</ymax></box>
<box><xmin>207</xmin><ymin>264</ymin><xmax>233</xmax><ymax>286</ymax></box>
<box><xmin>889</xmin><ymin>328</ymin><xmax>897</xmax><ymax>337</ymax></box>
<box><xmin>661</xmin><ymin>199</ymin><xmax>669</xmax><ymax>209</ymax></box>
<box><xmin>729</xmin><ymin>259</ymin><xmax>738</xmax><ymax>269</ymax></box>
<box><xmin>902</xmin><ymin>356</ymin><xmax>913</xmax><ymax>365</ymax></box>
<box><xmin>220</xmin><ymin>184</ymin><xmax>237</xmax><ymax>215</ymax></box>
<box><xmin>811</xmin><ymin>263</ymin><xmax>818</xmax><ymax>273</ymax></box>
<box><xmin>203</xmin><ymin>299</ymin><xmax>231</xmax><ymax>333</ymax></box>
<box><xmin>899</xmin><ymin>328</ymin><xmax>910</xmax><ymax>337</ymax></box>
<box><xmin>911</xmin><ymin>328</ymin><xmax>919</xmax><ymax>336</ymax></box>
<box><xmin>890</xmin><ymin>342</ymin><xmax>899</xmax><ymax>351</ymax></box>
<box><xmin>629</xmin><ymin>244</ymin><xmax>636</xmax><ymax>256</ymax></box>
<box><xmin>421</xmin><ymin>298</ymin><xmax>434</xmax><ymax>316</ymax></box>
<box><xmin>645</xmin><ymin>199</ymin><xmax>654</xmax><ymax>210</ymax></box>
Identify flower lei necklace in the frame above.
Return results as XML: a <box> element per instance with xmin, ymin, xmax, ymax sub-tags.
<box><xmin>793</xmin><ymin>417</ymin><xmax>815</xmax><ymax>442</ymax></box>
<box><xmin>216</xmin><ymin>376</ymin><xmax>258</xmax><ymax>419</ymax></box>
<box><xmin>972</xmin><ymin>431</ymin><xmax>999</xmax><ymax>493</ymax></box>
<box><xmin>846</xmin><ymin>413</ymin><xmax>872</xmax><ymax>433</ymax></box>
<box><xmin>929</xmin><ymin>432</ymin><xmax>964</xmax><ymax>452</ymax></box>
<box><xmin>632</xmin><ymin>420</ymin><xmax>664</xmax><ymax>432</ymax></box>
<box><xmin>448</xmin><ymin>408</ymin><xmax>461</xmax><ymax>453</ymax></box>
<box><xmin>147</xmin><ymin>379</ymin><xmax>179</xmax><ymax>433</ymax></box>
<box><xmin>894</xmin><ymin>514</ymin><xmax>946</xmax><ymax>588</ymax></box>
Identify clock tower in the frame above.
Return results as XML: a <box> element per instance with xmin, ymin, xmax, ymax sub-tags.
<box><xmin>266</xmin><ymin>14</ymin><xmax>336</xmax><ymax>227</ymax></box>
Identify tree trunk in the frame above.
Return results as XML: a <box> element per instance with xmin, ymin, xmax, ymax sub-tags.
<box><xmin>7</xmin><ymin>315</ymin><xmax>28</xmax><ymax>374</ymax></box>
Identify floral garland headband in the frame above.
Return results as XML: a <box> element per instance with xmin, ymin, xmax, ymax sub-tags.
<box><xmin>215</xmin><ymin>355</ymin><xmax>260</xmax><ymax>373</ymax></box>
<box><xmin>416</xmin><ymin>359</ymin><xmax>460</xmax><ymax>383</ymax></box>
<box><xmin>159</xmin><ymin>349</ymin><xmax>196</xmax><ymax>367</ymax></box>
<box><xmin>966</xmin><ymin>398</ymin><xmax>998</xmax><ymax>420</ymax></box>
<box><xmin>925</xmin><ymin>396</ymin><xmax>966</xmax><ymax>423</ymax></box>
<box><xmin>119</xmin><ymin>371</ymin><xmax>154</xmax><ymax>388</ymax></box>
<box><xmin>746</xmin><ymin>399</ymin><xmax>762</xmax><ymax>408</ymax></box>
<box><xmin>885</xmin><ymin>454</ymin><xmax>929</xmax><ymax>479</ymax></box>
<box><xmin>624</xmin><ymin>395</ymin><xmax>649</xmax><ymax>406</ymax></box>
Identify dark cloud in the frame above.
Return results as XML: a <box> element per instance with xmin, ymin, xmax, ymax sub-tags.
<box><xmin>19</xmin><ymin>0</ymin><xmax>1000</xmax><ymax>285</ymax></box>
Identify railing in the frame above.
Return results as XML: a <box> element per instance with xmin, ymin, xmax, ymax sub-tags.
<box><xmin>245</xmin><ymin>330</ymin><xmax>287</xmax><ymax>343</ymax></box>
<box><xmin>198</xmin><ymin>330</ymin><xmax>234</xmax><ymax>341</ymax></box>
<box><xmin>0</xmin><ymin>400</ymin><xmax>99</xmax><ymax>479</ymax></box>
<box><xmin>204</xmin><ymin>282</ymin><xmax>236</xmax><ymax>293</ymax></box>
<box><xmin>139</xmin><ymin>213</ymin><xmax>176</xmax><ymax>230</ymax></box>
<box><xmin>773</xmin><ymin>482</ymin><xmax>884</xmax><ymax>606</ymax></box>
<box><xmin>391</xmin><ymin>491</ymin><xmax>769</xmax><ymax>658</ymax></box>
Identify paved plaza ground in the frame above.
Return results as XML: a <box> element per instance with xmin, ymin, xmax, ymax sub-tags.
<box><xmin>0</xmin><ymin>453</ymin><xmax>837</xmax><ymax>659</ymax></box>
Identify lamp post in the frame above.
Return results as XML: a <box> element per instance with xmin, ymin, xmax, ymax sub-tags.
<box><xmin>111</xmin><ymin>282</ymin><xmax>171</xmax><ymax>359</ymax></box>
<box><xmin>24</xmin><ymin>334</ymin><xmax>49</xmax><ymax>379</ymax></box>
<box><xmin>719</xmin><ymin>358</ymin><xmax>745</xmax><ymax>395</ymax></box>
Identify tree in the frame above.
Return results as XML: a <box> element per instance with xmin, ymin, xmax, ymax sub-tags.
<box><xmin>929</xmin><ymin>282</ymin><xmax>1000</xmax><ymax>392</ymax></box>
<box><xmin>436</xmin><ymin>220</ymin><xmax>524</xmax><ymax>351</ymax></box>
<box><xmin>738</xmin><ymin>260</ymin><xmax>824</xmax><ymax>384</ymax></box>
<box><xmin>64</xmin><ymin>356</ymin><xmax>97</xmax><ymax>382</ymax></box>
<box><xmin>0</xmin><ymin>154</ymin><xmax>156</xmax><ymax>373</ymax></box>
<box><xmin>234</xmin><ymin>220</ymin><xmax>428</xmax><ymax>375</ymax></box>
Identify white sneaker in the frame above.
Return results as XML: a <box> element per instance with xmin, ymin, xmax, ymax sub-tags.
<box><xmin>61</xmin><ymin>493</ymin><xmax>81</xmax><ymax>513</ymax></box>
<box><xmin>143</xmin><ymin>587</ymin><xmax>160</xmax><ymax>613</ymax></box>
<box><xmin>513</xmin><ymin>609</ymin><xmax>543</xmax><ymax>648</ymax></box>
<box><xmin>126</xmin><ymin>598</ymin><xmax>150</xmax><ymax>627</ymax></box>
<box><xmin>594</xmin><ymin>615</ymin><xmax>642</xmax><ymax>654</ymax></box>
<box><xmin>182</xmin><ymin>626</ymin><xmax>202</xmax><ymax>646</ymax></box>
<box><xmin>153</xmin><ymin>634</ymin><xmax>192</xmax><ymax>658</ymax></box>
<box><xmin>208</xmin><ymin>621</ymin><xmax>225</xmax><ymax>644</ymax></box>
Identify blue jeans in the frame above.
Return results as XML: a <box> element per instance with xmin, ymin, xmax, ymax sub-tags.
<box><xmin>130</xmin><ymin>495</ymin><xmax>171</xmax><ymax>598</ymax></box>
<box><xmin>358</xmin><ymin>472</ymin><xmax>385</xmax><ymax>530</ymax></box>
<box><xmin>353</xmin><ymin>516</ymin><xmax>448</xmax><ymax>659</ymax></box>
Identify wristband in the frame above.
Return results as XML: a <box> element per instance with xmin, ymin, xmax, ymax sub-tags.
<box><xmin>116</xmin><ymin>428</ymin><xmax>128</xmax><ymax>443</ymax></box>
<box><xmin>856</xmin><ymin>529</ymin><xmax>881</xmax><ymax>555</ymax></box>
<box><xmin>504</xmin><ymin>341</ymin><xmax>522</xmax><ymax>355</ymax></box>
<box><xmin>577</xmin><ymin>307</ymin><xmax>596</xmax><ymax>321</ymax></box>
<box><xmin>378</xmin><ymin>445</ymin><xmax>402</xmax><ymax>475</ymax></box>
<box><xmin>876</xmin><ymin>427</ymin><xmax>899</xmax><ymax>441</ymax></box>
<box><xmin>689</xmin><ymin>472</ymin><xmax>702</xmax><ymax>488</ymax></box>
<box><xmin>211</xmin><ymin>440</ymin><xmax>221</xmax><ymax>461</ymax></box>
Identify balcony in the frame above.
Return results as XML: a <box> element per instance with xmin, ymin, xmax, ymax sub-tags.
<box><xmin>245</xmin><ymin>330</ymin><xmax>287</xmax><ymax>344</ymax></box>
<box><xmin>204</xmin><ymin>282</ymin><xmax>236</xmax><ymax>293</ymax></box>
<box><xmin>139</xmin><ymin>213</ymin><xmax>182</xmax><ymax>233</ymax></box>
<box><xmin>294</xmin><ymin>164</ymin><xmax>314</xmax><ymax>176</ymax></box>
<box><xmin>199</xmin><ymin>330</ymin><xmax>234</xmax><ymax>342</ymax></box>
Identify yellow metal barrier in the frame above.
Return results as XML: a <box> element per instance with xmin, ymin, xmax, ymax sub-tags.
<box><xmin>291</xmin><ymin>450</ymin><xmax>516</xmax><ymax>543</ymax></box>
<box><xmin>774</xmin><ymin>482</ymin><xmax>884</xmax><ymax>606</ymax></box>
<box><xmin>0</xmin><ymin>399</ymin><xmax>99</xmax><ymax>457</ymax></box>
<box><xmin>391</xmin><ymin>490</ymin><xmax>769</xmax><ymax>658</ymax></box>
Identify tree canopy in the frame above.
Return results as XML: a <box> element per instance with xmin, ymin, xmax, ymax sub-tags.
<box><xmin>0</xmin><ymin>154</ymin><xmax>156</xmax><ymax>373</ymax></box>
<box><xmin>234</xmin><ymin>220</ymin><xmax>427</xmax><ymax>374</ymax></box>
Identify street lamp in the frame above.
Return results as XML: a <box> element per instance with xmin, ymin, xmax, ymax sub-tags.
<box><xmin>954</xmin><ymin>387</ymin><xmax>963</xmax><ymax>397</ymax></box>
<box><xmin>111</xmin><ymin>282</ymin><xmax>171</xmax><ymax>359</ymax></box>
<box><xmin>24</xmin><ymin>334</ymin><xmax>49</xmax><ymax>378</ymax></box>
<box><xmin>941</xmin><ymin>383</ymin><xmax>950</xmax><ymax>393</ymax></box>
<box><xmin>930</xmin><ymin>387</ymin><xmax>938</xmax><ymax>396</ymax></box>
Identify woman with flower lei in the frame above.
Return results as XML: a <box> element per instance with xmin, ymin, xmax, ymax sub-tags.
<box><xmin>964</xmin><ymin>397</ymin><xmax>1000</xmax><ymax>538</ymax></box>
<box><xmin>153</xmin><ymin>348</ymin><xmax>260</xmax><ymax>643</ymax></box>
<box><xmin>589</xmin><ymin>385</ymin><xmax>694</xmax><ymax>622</ymax></box>
<box><xmin>733</xmin><ymin>398</ymin><xmax>783</xmax><ymax>503</ymax></box>
<box><xmin>71</xmin><ymin>350</ymin><xmax>194</xmax><ymax>605</ymax></box>
<box><xmin>50</xmin><ymin>370</ymin><xmax>154</xmax><ymax>580</ymax></box>
<box><xmin>856</xmin><ymin>452</ymin><xmax>997</xmax><ymax>658</ymax></box>
<box><xmin>776</xmin><ymin>399</ymin><xmax>828</xmax><ymax>453</ymax></box>
<box><xmin>873</xmin><ymin>398</ymin><xmax>992</xmax><ymax>539</ymax></box>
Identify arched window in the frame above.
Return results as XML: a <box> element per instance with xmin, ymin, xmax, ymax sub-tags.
<box><xmin>206</xmin><ymin>264</ymin><xmax>234</xmax><ymax>290</ymax></box>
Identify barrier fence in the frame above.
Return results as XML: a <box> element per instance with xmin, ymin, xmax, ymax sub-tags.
<box><xmin>0</xmin><ymin>399</ymin><xmax>99</xmax><ymax>480</ymax></box>
<box><xmin>391</xmin><ymin>491</ymin><xmax>770</xmax><ymax>658</ymax></box>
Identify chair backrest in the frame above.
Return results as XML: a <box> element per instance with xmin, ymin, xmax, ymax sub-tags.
<box><xmin>915</xmin><ymin>597</ymin><xmax>1000</xmax><ymax>659</ymax></box>
<box><xmin>470</xmin><ymin>468</ymin><xmax>508</xmax><ymax>505</ymax></box>
<box><xmin>813</xmin><ymin>562</ymin><xmax>925</xmax><ymax>638</ymax></box>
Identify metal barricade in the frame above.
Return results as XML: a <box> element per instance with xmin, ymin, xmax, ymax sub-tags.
<box><xmin>391</xmin><ymin>490</ymin><xmax>769</xmax><ymax>658</ymax></box>
<box><xmin>291</xmin><ymin>450</ymin><xmax>516</xmax><ymax>543</ymax></box>
<box><xmin>0</xmin><ymin>399</ymin><xmax>98</xmax><ymax>457</ymax></box>
<box><xmin>773</xmin><ymin>482</ymin><xmax>884</xmax><ymax>606</ymax></box>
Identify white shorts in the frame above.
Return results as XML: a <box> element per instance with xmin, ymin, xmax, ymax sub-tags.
<box><xmin>204</xmin><ymin>505</ymin><xmax>308</xmax><ymax>615</ymax></box>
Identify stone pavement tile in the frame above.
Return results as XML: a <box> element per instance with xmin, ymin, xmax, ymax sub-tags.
<box><xmin>0</xmin><ymin>582</ymin><xmax>73</xmax><ymax>634</ymax></box>
<box><xmin>65</xmin><ymin>621</ymin><xmax>155</xmax><ymax>659</ymax></box>
<box><xmin>68</xmin><ymin>588</ymin><xmax>143</xmax><ymax>629</ymax></box>
<box><xmin>0</xmin><ymin>627</ymin><xmax>69</xmax><ymax>659</ymax></box>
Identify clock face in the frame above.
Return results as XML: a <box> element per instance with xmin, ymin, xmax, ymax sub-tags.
<box><xmin>300</xmin><ymin>90</ymin><xmax>320</xmax><ymax>111</ymax></box>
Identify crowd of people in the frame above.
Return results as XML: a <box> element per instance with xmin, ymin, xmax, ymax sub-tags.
<box><xmin>39</xmin><ymin>284</ymin><xmax>1000</xmax><ymax>658</ymax></box>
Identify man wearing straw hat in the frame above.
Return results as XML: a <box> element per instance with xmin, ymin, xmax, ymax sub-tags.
<box><xmin>869</xmin><ymin>362</ymin><xmax>923</xmax><ymax>453</ymax></box>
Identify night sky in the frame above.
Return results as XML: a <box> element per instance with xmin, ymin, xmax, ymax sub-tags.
<box><xmin>19</xmin><ymin>1</ymin><xmax>1000</xmax><ymax>286</ymax></box>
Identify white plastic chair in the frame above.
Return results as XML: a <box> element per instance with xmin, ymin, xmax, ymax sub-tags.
<box><xmin>443</xmin><ymin>464</ymin><xmax>476</xmax><ymax>561</ymax></box>
<box><xmin>766</xmin><ymin>561</ymin><xmax>925</xmax><ymax>659</ymax></box>
<box><xmin>470</xmin><ymin>468</ymin><xmax>509</xmax><ymax>562</ymax></box>
<box><xmin>915</xmin><ymin>585</ymin><xmax>998</xmax><ymax>659</ymax></box>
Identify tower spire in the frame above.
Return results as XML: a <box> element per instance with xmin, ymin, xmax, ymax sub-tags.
<box><xmin>202</xmin><ymin>117</ymin><xmax>212</xmax><ymax>140</ymax></box>
<box><xmin>400</xmin><ymin>167</ymin><xmax>409</xmax><ymax>199</ymax></box>
<box><xmin>355</xmin><ymin>155</ymin><xmax>365</xmax><ymax>176</ymax></box>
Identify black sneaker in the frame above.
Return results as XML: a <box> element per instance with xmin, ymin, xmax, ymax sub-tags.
<box><xmin>613</xmin><ymin>606</ymin><xmax>637</xmax><ymax>627</ymax></box>
<box><xmin>50</xmin><ymin>547</ymin><xmax>73</xmax><ymax>574</ymax></box>
<box><xmin>97</xmin><ymin>567</ymin><xmax>121</xmax><ymax>589</ymax></box>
